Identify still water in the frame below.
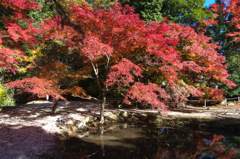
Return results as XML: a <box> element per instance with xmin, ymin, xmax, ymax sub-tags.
<box><xmin>62</xmin><ymin>124</ymin><xmax>240</xmax><ymax>159</ymax></box>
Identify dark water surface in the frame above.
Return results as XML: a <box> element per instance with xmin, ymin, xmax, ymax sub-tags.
<box><xmin>62</xmin><ymin>124</ymin><xmax>240</xmax><ymax>159</ymax></box>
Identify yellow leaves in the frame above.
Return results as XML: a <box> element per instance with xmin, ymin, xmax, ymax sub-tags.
<box><xmin>0</xmin><ymin>86</ymin><xmax>7</xmax><ymax>103</ymax></box>
<box><xmin>18</xmin><ymin>46</ymin><xmax>44</xmax><ymax>64</ymax></box>
<box><xmin>91</xmin><ymin>0</ymin><xmax>115</xmax><ymax>9</ymax></box>
<box><xmin>16</xmin><ymin>66</ymin><xmax>27</xmax><ymax>73</ymax></box>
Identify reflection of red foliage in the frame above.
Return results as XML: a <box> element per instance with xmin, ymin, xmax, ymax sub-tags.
<box><xmin>154</xmin><ymin>132</ymin><xmax>238</xmax><ymax>159</ymax></box>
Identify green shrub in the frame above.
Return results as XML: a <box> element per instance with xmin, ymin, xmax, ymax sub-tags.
<box><xmin>0</xmin><ymin>84</ymin><xmax>16</xmax><ymax>106</ymax></box>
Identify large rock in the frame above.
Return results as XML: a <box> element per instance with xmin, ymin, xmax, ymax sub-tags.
<box><xmin>220</xmin><ymin>100</ymin><xmax>227</xmax><ymax>105</ymax></box>
<box><xmin>105</xmin><ymin>112</ymin><xmax>118</xmax><ymax>120</ymax></box>
<box><xmin>76</xmin><ymin>116</ymin><xmax>90</xmax><ymax>129</ymax></box>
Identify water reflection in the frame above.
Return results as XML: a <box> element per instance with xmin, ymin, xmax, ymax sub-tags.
<box><xmin>62</xmin><ymin>124</ymin><xmax>239</xmax><ymax>159</ymax></box>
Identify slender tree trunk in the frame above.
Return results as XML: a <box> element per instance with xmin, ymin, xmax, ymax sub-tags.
<box><xmin>100</xmin><ymin>92</ymin><xmax>106</xmax><ymax>124</ymax></box>
<box><xmin>51</xmin><ymin>100</ymin><xmax>58</xmax><ymax>114</ymax></box>
<box><xmin>100</xmin><ymin>125</ymin><xmax>105</xmax><ymax>157</ymax></box>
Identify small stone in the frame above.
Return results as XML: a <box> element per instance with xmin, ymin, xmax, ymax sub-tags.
<box><xmin>123</xmin><ymin>123</ymin><xmax>128</xmax><ymax>128</ymax></box>
<box><xmin>123</xmin><ymin>111</ymin><xmax>128</xmax><ymax>117</ymax></box>
<box><xmin>220</xmin><ymin>100</ymin><xmax>226</xmax><ymax>105</ymax></box>
<box><xmin>66</xmin><ymin>120</ymin><xmax>74</xmax><ymax>125</ymax></box>
<box><xmin>141</xmin><ymin>113</ymin><xmax>147</xmax><ymax>117</ymax></box>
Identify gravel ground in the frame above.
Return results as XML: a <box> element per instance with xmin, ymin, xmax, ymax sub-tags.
<box><xmin>0</xmin><ymin>101</ymin><xmax>100</xmax><ymax>159</ymax></box>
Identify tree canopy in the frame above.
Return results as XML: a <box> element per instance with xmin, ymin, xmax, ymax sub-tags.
<box><xmin>0</xmin><ymin>0</ymin><xmax>237</xmax><ymax>123</ymax></box>
<box><xmin>197</xmin><ymin>0</ymin><xmax>240</xmax><ymax>97</ymax></box>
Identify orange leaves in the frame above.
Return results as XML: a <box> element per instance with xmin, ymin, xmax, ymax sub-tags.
<box><xmin>5</xmin><ymin>77</ymin><xmax>66</xmax><ymax>101</ymax></box>
<box><xmin>39</xmin><ymin>61</ymin><xmax>91</xmax><ymax>85</ymax></box>
<box><xmin>201</xmin><ymin>87</ymin><xmax>225</xmax><ymax>101</ymax></box>
<box><xmin>39</xmin><ymin>62</ymin><xmax>68</xmax><ymax>83</ymax></box>
<box><xmin>62</xmin><ymin>86</ymin><xmax>87</xmax><ymax>98</ymax></box>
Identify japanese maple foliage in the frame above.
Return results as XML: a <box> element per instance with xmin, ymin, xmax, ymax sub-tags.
<box><xmin>0</xmin><ymin>0</ymin><xmax>235</xmax><ymax>122</ymax></box>
<box><xmin>0</xmin><ymin>47</ymin><xmax>22</xmax><ymax>73</ymax></box>
<box><xmin>196</xmin><ymin>0</ymin><xmax>239</xmax><ymax>97</ymax></box>
<box><xmin>5</xmin><ymin>77</ymin><xmax>66</xmax><ymax>101</ymax></box>
<box><xmin>0</xmin><ymin>0</ymin><xmax>66</xmax><ymax>100</ymax></box>
<box><xmin>226</xmin><ymin>0</ymin><xmax>240</xmax><ymax>42</ymax></box>
<box><xmin>165</xmin><ymin>23</ymin><xmax>236</xmax><ymax>101</ymax></box>
<box><xmin>0</xmin><ymin>0</ymin><xmax>41</xmax><ymax>72</ymax></box>
<box><xmin>38</xmin><ymin>1</ymin><xmax>234</xmax><ymax>121</ymax></box>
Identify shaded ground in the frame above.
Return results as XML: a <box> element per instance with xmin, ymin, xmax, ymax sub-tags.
<box><xmin>0</xmin><ymin>100</ymin><xmax>240</xmax><ymax>158</ymax></box>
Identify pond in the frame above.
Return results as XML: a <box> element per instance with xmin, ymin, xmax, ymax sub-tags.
<box><xmin>62</xmin><ymin>123</ymin><xmax>240</xmax><ymax>159</ymax></box>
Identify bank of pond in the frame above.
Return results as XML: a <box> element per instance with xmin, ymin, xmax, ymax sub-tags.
<box><xmin>59</xmin><ymin>113</ymin><xmax>240</xmax><ymax>159</ymax></box>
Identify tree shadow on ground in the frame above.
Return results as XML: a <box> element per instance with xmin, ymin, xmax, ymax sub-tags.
<box><xmin>0</xmin><ymin>124</ymin><xmax>60</xmax><ymax>159</ymax></box>
<box><xmin>1</xmin><ymin>101</ymin><xmax>101</xmax><ymax>121</ymax></box>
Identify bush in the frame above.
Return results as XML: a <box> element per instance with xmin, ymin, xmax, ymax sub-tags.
<box><xmin>0</xmin><ymin>84</ymin><xmax>16</xmax><ymax>106</ymax></box>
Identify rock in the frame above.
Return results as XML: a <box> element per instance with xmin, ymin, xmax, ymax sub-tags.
<box><xmin>77</xmin><ymin>131</ymin><xmax>89</xmax><ymax>138</ymax></box>
<box><xmin>123</xmin><ymin>123</ymin><xmax>128</xmax><ymax>128</ymax></box>
<box><xmin>107</xmin><ymin>125</ymin><xmax>118</xmax><ymax>130</ymax></box>
<box><xmin>105</xmin><ymin>112</ymin><xmax>118</xmax><ymax>120</ymax></box>
<box><xmin>220</xmin><ymin>100</ymin><xmax>226</xmax><ymax>105</ymax></box>
<box><xmin>66</xmin><ymin>119</ymin><xmax>74</xmax><ymax>125</ymax></box>
<box><xmin>122</xmin><ymin>111</ymin><xmax>128</xmax><ymax>117</ymax></box>
<box><xmin>76</xmin><ymin>116</ymin><xmax>90</xmax><ymax>129</ymax></box>
<box><xmin>228</xmin><ymin>102</ymin><xmax>235</xmax><ymax>106</ymax></box>
<box><xmin>141</xmin><ymin>113</ymin><xmax>147</xmax><ymax>117</ymax></box>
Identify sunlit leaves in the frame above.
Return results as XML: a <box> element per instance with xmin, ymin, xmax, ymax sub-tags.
<box><xmin>5</xmin><ymin>77</ymin><xmax>66</xmax><ymax>101</ymax></box>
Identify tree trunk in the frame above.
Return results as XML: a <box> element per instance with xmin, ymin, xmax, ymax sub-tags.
<box><xmin>51</xmin><ymin>100</ymin><xmax>58</xmax><ymax>114</ymax></box>
<box><xmin>100</xmin><ymin>125</ymin><xmax>105</xmax><ymax>157</ymax></box>
<box><xmin>100</xmin><ymin>93</ymin><xmax>106</xmax><ymax>124</ymax></box>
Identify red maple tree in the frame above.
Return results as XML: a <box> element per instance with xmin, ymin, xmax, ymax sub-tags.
<box><xmin>40</xmin><ymin>2</ymin><xmax>235</xmax><ymax>122</ymax></box>
<box><xmin>0</xmin><ymin>1</ymin><xmax>236</xmax><ymax>123</ymax></box>
<box><xmin>0</xmin><ymin>0</ymin><xmax>66</xmax><ymax>102</ymax></box>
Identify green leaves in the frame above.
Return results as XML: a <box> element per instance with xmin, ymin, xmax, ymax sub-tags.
<box><xmin>119</xmin><ymin>0</ymin><xmax>213</xmax><ymax>25</ymax></box>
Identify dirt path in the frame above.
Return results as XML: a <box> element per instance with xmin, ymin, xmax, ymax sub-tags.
<box><xmin>0</xmin><ymin>101</ymin><xmax>240</xmax><ymax>159</ymax></box>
